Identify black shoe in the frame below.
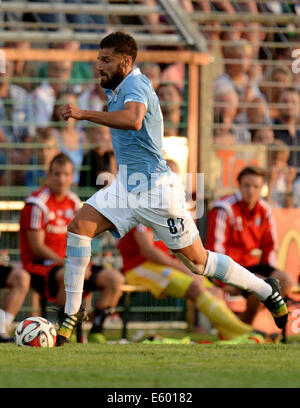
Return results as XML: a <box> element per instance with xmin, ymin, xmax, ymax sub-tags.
<box><xmin>263</xmin><ymin>277</ymin><xmax>289</xmax><ymax>329</ymax></box>
<box><xmin>0</xmin><ymin>334</ymin><xmax>15</xmax><ymax>343</ymax></box>
<box><xmin>55</xmin><ymin>304</ymin><xmax>88</xmax><ymax>347</ymax></box>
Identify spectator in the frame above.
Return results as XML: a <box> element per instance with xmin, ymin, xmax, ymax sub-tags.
<box><xmin>0</xmin><ymin>129</ymin><xmax>6</xmax><ymax>186</ymax></box>
<box><xmin>0</xmin><ymin>59</ymin><xmax>35</xmax><ymax>185</ymax></box>
<box><xmin>79</xmin><ymin>125</ymin><xmax>116</xmax><ymax>189</ymax></box>
<box><xmin>51</xmin><ymin>90</ymin><xmax>86</xmax><ymax>185</ymax></box>
<box><xmin>0</xmin><ymin>244</ymin><xmax>30</xmax><ymax>342</ymax></box>
<box><xmin>63</xmin><ymin>1</ymin><xmax>108</xmax><ymax>45</ymax></box>
<box><xmin>0</xmin><ymin>60</ymin><xmax>34</xmax><ymax>143</ymax></box>
<box><xmin>31</xmin><ymin>60</ymin><xmax>73</xmax><ymax>127</ymax></box>
<box><xmin>24</xmin><ymin>0</ymin><xmax>108</xmax><ymax>37</ymax></box>
<box><xmin>246</xmin><ymin>96</ymin><xmax>272</xmax><ymax>133</ymax></box>
<box><xmin>267</xmin><ymin>140</ymin><xmax>296</xmax><ymax>208</ymax></box>
<box><xmin>260</xmin><ymin>66</ymin><xmax>292</xmax><ymax>120</ymax></box>
<box><xmin>23</xmin><ymin>0</ymin><xmax>65</xmax><ymax>29</ymax></box>
<box><xmin>220</xmin><ymin>22</ymin><xmax>244</xmax><ymax>43</ymax></box>
<box><xmin>206</xmin><ymin>166</ymin><xmax>293</xmax><ymax>326</ymax></box>
<box><xmin>38</xmin><ymin>36</ymin><xmax>93</xmax><ymax>94</ymax></box>
<box><xmin>215</xmin><ymin>43</ymin><xmax>260</xmax><ymax>107</ymax></box>
<box><xmin>242</xmin><ymin>22</ymin><xmax>265</xmax><ymax>59</ymax></box>
<box><xmin>139</xmin><ymin>62</ymin><xmax>161</xmax><ymax>91</ymax></box>
<box><xmin>161</xmin><ymin>61</ymin><xmax>185</xmax><ymax>91</ymax></box>
<box><xmin>19</xmin><ymin>153</ymin><xmax>124</xmax><ymax>343</ymax></box>
<box><xmin>213</xmin><ymin>85</ymin><xmax>251</xmax><ymax>143</ymax></box>
<box><xmin>273</xmin><ymin>88</ymin><xmax>300</xmax><ymax>171</ymax></box>
<box><xmin>3</xmin><ymin>41</ymin><xmax>39</xmax><ymax>92</ymax></box>
<box><xmin>118</xmin><ymin>224</ymin><xmax>254</xmax><ymax>340</ymax></box>
<box><xmin>25</xmin><ymin>128</ymin><xmax>59</xmax><ymax>187</ymax></box>
<box><xmin>157</xmin><ymin>83</ymin><xmax>183</xmax><ymax>136</ymax></box>
<box><xmin>252</xmin><ymin>127</ymin><xmax>274</xmax><ymax>145</ymax></box>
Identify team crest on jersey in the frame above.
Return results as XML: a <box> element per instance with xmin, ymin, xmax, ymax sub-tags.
<box><xmin>254</xmin><ymin>216</ymin><xmax>262</xmax><ymax>226</ymax></box>
<box><xmin>113</xmin><ymin>89</ymin><xmax>120</xmax><ymax>102</ymax></box>
<box><xmin>65</xmin><ymin>209</ymin><xmax>74</xmax><ymax>219</ymax></box>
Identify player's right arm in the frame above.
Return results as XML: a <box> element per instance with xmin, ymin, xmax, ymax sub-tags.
<box><xmin>59</xmin><ymin>101</ymin><xmax>146</xmax><ymax>131</ymax></box>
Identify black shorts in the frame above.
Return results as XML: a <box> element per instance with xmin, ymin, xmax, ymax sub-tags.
<box><xmin>0</xmin><ymin>265</ymin><xmax>13</xmax><ymax>287</ymax></box>
<box><xmin>30</xmin><ymin>263</ymin><xmax>104</xmax><ymax>302</ymax></box>
<box><xmin>30</xmin><ymin>265</ymin><xmax>63</xmax><ymax>301</ymax></box>
<box><xmin>83</xmin><ymin>264</ymin><xmax>105</xmax><ymax>293</ymax></box>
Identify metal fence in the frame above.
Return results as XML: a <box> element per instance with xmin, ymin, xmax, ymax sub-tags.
<box><xmin>1</xmin><ymin>0</ymin><xmax>300</xmax><ymax>327</ymax></box>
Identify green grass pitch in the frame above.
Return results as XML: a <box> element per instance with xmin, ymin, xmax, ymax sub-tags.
<box><xmin>1</xmin><ymin>341</ymin><xmax>300</xmax><ymax>388</ymax></box>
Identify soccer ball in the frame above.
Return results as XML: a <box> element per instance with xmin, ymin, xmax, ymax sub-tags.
<box><xmin>15</xmin><ymin>317</ymin><xmax>57</xmax><ymax>347</ymax></box>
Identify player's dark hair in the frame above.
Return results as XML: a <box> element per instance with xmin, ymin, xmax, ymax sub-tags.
<box><xmin>237</xmin><ymin>166</ymin><xmax>266</xmax><ymax>183</ymax></box>
<box><xmin>49</xmin><ymin>153</ymin><xmax>74</xmax><ymax>173</ymax></box>
<box><xmin>99</xmin><ymin>32</ymin><xmax>138</xmax><ymax>63</ymax></box>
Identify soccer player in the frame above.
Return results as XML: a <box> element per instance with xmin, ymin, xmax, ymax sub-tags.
<box><xmin>19</xmin><ymin>153</ymin><xmax>124</xmax><ymax>342</ymax></box>
<box><xmin>0</xmin><ymin>248</ymin><xmax>30</xmax><ymax>342</ymax></box>
<box><xmin>205</xmin><ymin>166</ymin><xmax>293</xmax><ymax>325</ymax></box>
<box><xmin>56</xmin><ymin>32</ymin><xmax>288</xmax><ymax>346</ymax></box>
<box><xmin>119</xmin><ymin>224</ymin><xmax>253</xmax><ymax>340</ymax></box>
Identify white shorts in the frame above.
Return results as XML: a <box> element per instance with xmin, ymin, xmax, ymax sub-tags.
<box><xmin>85</xmin><ymin>171</ymin><xmax>199</xmax><ymax>249</ymax></box>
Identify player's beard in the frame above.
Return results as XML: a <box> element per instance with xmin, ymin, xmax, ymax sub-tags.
<box><xmin>100</xmin><ymin>63</ymin><xmax>125</xmax><ymax>90</ymax></box>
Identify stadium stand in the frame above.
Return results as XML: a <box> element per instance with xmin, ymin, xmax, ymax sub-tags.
<box><xmin>1</xmin><ymin>0</ymin><xmax>300</xmax><ymax>338</ymax></box>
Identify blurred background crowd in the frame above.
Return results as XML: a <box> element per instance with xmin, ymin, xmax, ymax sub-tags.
<box><xmin>0</xmin><ymin>1</ymin><xmax>299</xmax><ymax>209</ymax></box>
<box><xmin>0</xmin><ymin>0</ymin><xmax>300</xmax><ymax>335</ymax></box>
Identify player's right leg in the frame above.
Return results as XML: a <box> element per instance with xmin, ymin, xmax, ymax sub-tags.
<box><xmin>56</xmin><ymin>204</ymin><xmax>116</xmax><ymax>346</ymax></box>
<box><xmin>57</xmin><ymin>173</ymin><xmax>138</xmax><ymax>346</ymax></box>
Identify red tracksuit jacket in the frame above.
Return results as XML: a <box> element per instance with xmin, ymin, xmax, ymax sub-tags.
<box><xmin>205</xmin><ymin>191</ymin><xmax>278</xmax><ymax>268</ymax></box>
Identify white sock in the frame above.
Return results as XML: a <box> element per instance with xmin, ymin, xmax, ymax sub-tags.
<box><xmin>203</xmin><ymin>251</ymin><xmax>272</xmax><ymax>301</ymax></box>
<box><xmin>64</xmin><ymin>231</ymin><xmax>92</xmax><ymax>315</ymax></box>
<box><xmin>4</xmin><ymin>312</ymin><xmax>14</xmax><ymax>332</ymax></box>
<box><xmin>0</xmin><ymin>309</ymin><xmax>7</xmax><ymax>334</ymax></box>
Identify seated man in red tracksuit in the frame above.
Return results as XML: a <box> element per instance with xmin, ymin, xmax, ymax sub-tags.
<box><xmin>19</xmin><ymin>153</ymin><xmax>124</xmax><ymax>343</ymax></box>
<box><xmin>206</xmin><ymin>166</ymin><xmax>293</xmax><ymax>325</ymax></box>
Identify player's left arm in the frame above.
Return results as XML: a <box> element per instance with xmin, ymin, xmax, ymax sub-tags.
<box><xmin>60</xmin><ymin>101</ymin><xmax>146</xmax><ymax>131</ymax></box>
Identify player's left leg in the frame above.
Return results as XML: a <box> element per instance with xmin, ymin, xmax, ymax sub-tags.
<box><xmin>173</xmin><ymin>236</ymin><xmax>289</xmax><ymax>329</ymax></box>
<box><xmin>85</xmin><ymin>267</ymin><xmax>125</xmax><ymax>343</ymax></box>
<box><xmin>140</xmin><ymin>172</ymin><xmax>288</xmax><ymax>329</ymax></box>
<box><xmin>0</xmin><ymin>265</ymin><xmax>30</xmax><ymax>342</ymax></box>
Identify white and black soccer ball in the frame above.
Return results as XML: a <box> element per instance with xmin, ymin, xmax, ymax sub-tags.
<box><xmin>15</xmin><ymin>317</ymin><xmax>57</xmax><ymax>347</ymax></box>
